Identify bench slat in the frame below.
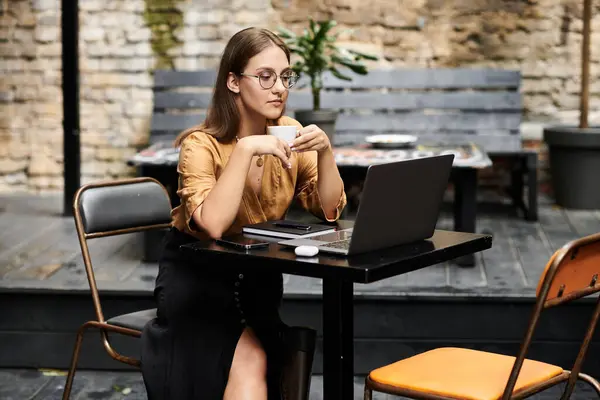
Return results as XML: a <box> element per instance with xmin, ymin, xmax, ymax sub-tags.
<box><xmin>146</xmin><ymin>130</ymin><xmax>521</xmax><ymax>153</ymax></box>
<box><xmin>300</xmin><ymin>68</ymin><xmax>521</xmax><ymax>89</ymax></box>
<box><xmin>334</xmin><ymin>112</ymin><xmax>520</xmax><ymax>131</ymax></box>
<box><xmin>154</xmin><ymin>70</ymin><xmax>217</xmax><ymax>88</ymax></box>
<box><xmin>153</xmin><ymin>68</ymin><xmax>520</xmax><ymax>90</ymax></box>
<box><xmin>151</xmin><ymin>113</ymin><xmax>207</xmax><ymax>132</ymax></box>
<box><xmin>154</xmin><ymin>91</ymin><xmax>521</xmax><ymax>111</ymax></box>
<box><xmin>151</xmin><ymin>112</ymin><xmax>520</xmax><ymax>133</ymax></box>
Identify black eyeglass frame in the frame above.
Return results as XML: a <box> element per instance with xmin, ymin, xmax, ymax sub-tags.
<box><xmin>238</xmin><ymin>70</ymin><xmax>299</xmax><ymax>89</ymax></box>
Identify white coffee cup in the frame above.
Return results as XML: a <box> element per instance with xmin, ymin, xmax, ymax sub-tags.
<box><xmin>267</xmin><ymin>125</ymin><xmax>297</xmax><ymax>143</ymax></box>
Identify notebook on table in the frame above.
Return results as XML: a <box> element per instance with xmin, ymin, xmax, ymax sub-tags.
<box><xmin>242</xmin><ymin>220</ymin><xmax>336</xmax><ymax>239</ymax></box>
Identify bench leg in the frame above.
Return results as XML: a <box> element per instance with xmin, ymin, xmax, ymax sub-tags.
<box><xmin>506</xmin><ymin>153</ymin><xmax>539</xmax><ymax>222</ymax></box>
<box><xmin>525</xmin><ymin>152</ymin><xmax>538</xmax><ymax>221</ymax></box>
<box><xmin>510</xmin><ymin>159</ymin><xmax>525</xmax><ymax>214</ymax></box>
<box><xmin>453</xmin><ymin>168</ymin><xmax>477</xmax><ymax>267</ymax></box>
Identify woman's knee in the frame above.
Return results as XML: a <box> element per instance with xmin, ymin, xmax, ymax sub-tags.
<box><xmin>230</xmin><ymin>328</ymin><xmax>268</xmax><ymax>379</ymax></box>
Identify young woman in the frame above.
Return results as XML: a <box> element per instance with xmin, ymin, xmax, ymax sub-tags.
<box><xmin>141</xmin><ymin>27</ymin><xmax>347</xmax><ymax>399</ymax></box>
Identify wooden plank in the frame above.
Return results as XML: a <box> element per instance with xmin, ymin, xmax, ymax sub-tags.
<box><xmin>502</xmin><ymin>218</ymin><xmax>553</xmax><ymax>288</ymax></box>
<box><xmin>3</xmin><ymin>219</ymin><xmax>80</xmax><ymax>280</ymax></box>
<box><xmin>0</xmin><ymin>217</ymin><xmax>65</xmax><ymax>279</ymax></box>
<box><xmin>150</xmin><ymin>112</ymin><xmax>206</xmax><ymax>132</ymax></box>
<box><xmin>478</xmin><ymin>216</ymin><xmax>527</xmax><ymax>290</ymax></box>
<box><xmin>448</xmin><ymin>252</ymin><xmax>487</xmax><ymax>289</ymax></box>
<box><xmin>0</xmin><ymin>369</ymin><xmax>56</xmax><ymax>399</ymax></box>
<box><xmin>47</xmin><ymin>234</ymin><xmax>137</xmax><ymax>286</ymax></box>
<box><xmin>152</xmin><ymin>69</ymin><xmax>520</xmax><ymax>90</ymax></box>
<box><xmin>148</xmin><ymin>132</ymin><xmax>178</xmax><ymax>144</ymax></box>
<box><xmin>335</xmin><ymin>112</ymin><xmax>521</xmax><ymax>131</ymax></box>
<box><xmin>156</xmin><ymin>91</ymin><xmax>522</xmax><ymax>111</ymax></box>
<box><xmin>538</xmin><ymin>206</ymin><xmax>581</xmax><ymax>252</ymax></box>
<box><xmin>563</xmin><ymin>209</ymin><xmax>600</xmax><ymax>237</ymax></box>
<box><xmin>151</xmin><ymin>111</ymin><xmax>520</xmax><ymax>133</ymax></box>
<box><xmin>153</xmin><ymin>91</ymin><xmax>213</xmax><ymax>109</ymax></box>
<box><xmin>122</xmin><ymin>262</ymin><xmax>159</xmax><ymax>285</ymax></box>
<box><xmin>284</xmin><ymin>275</ymin><xmax>323</xmax><ymax>295</ymax></box>
<box><xmin>290</xmin><ymin>91</ymin><xmax>522</xmax><ymax>111</ymax></box>
<box><xmin>0</xmin><ymin>212</ymin><xmax>58</xmax><ymax>255</ymax></box>
<box><xmin>402</xmin><ymin>262</ymin><xmax>449</xmax><ymax>288</ymax></box>
<box><xmin>297</xmin><ymin>68</ymin><xmax>521</xmax><ymax>89</ymax></box>
<box><xmin>153</xmin><ymin>69</ymin><xmax>217</xmax><ymax>88</ymax></box>
<box><xmin>93</xmin><ymin>234</ymin><xmax>144</xmax><ymax>282</ymax></box>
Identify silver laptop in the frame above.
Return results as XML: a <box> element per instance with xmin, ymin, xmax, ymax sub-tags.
<box><xmin>279</xmin><ymin>154</ymin><xmax>454</xmax><ymax>255</ymax></box>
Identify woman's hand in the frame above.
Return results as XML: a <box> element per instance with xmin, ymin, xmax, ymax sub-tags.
<box><xmin>291</xmin><ymin>125</ymin><xmax>331</xmax><ymax>154</ymax></box>
<box><xmin>238</xmin><ymin>135</ymin><xmax>292</xmax><ymax>168</ymax></box>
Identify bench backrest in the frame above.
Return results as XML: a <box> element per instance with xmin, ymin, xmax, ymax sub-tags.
<box><xmin>150</xmin><ymin>68</ymin><xmax>522</xmax><ymax>152</ymax></box>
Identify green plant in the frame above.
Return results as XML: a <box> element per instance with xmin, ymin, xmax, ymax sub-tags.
<box><xmin>277</xmin><ymin>18</ymin><xmax>378</xmax><ymax>111</ymax></box>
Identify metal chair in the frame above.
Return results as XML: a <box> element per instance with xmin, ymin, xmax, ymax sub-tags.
<box><xmin>364</xmin><ymin>232</ymin><xmax>600</xmax><ymax>400</ymax></box>
<box><xmin>62</xmin><ymin>177</ymin><xmax>172</xmax><ymax>399</ymax></box>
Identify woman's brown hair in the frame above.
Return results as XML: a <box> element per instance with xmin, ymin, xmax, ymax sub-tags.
<box><xmin>173</xmin><ymin>27</ymin><xmax>291</xmax><ymax>147</ymax></box>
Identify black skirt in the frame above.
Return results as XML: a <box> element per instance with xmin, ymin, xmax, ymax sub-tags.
<box><xmin>141</xmin><ymin>227</ymin><xmax>286</xmax><ymax>399</ymax></box>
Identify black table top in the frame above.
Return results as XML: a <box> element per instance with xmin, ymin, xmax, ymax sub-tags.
<box><xmin>180</xmin><ymin>223</ymin><xmax>492</xmax><ymax>283</ymax></box>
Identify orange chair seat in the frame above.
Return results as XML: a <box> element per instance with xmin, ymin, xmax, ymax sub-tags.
<box><xmin>369</xmin><ymin>347</ymin><xmax>564</xmax><ymax>400</ymax></box>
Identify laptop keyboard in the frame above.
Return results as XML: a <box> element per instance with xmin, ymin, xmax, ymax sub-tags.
<box><xmin>320</xmin><ymin>239</ymin><xmax>351</xmax><ymax>250</ymax></box>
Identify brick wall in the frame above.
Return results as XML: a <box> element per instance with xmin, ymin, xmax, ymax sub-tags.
<box><xmin>0</xmin><ymin>0</ymin><xmax>599</xmax><ymax>192</ymax></box>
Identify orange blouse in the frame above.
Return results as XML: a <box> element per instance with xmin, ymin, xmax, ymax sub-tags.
<box><xmin>171</xmin><ymin>116</ymin><xmax>347</xmax><ymax>240</ymax></box>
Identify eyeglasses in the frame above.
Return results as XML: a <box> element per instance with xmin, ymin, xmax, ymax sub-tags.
<box><xmin>239</xmin><ymin>70</ymin><xmax>299</xmax><ymax>89</ymax></box>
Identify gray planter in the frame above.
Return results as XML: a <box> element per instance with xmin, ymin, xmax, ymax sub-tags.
<box><xmin>294</xmin><ymin>109</ymin><xmax>338</xmax><ymax>144</ymax></box>
<box><xmin>543</xmin><ymin>125</ymin><xmax>600</xmax><ymax>209</ymax></box>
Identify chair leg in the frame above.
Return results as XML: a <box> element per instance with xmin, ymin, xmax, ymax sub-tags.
<box><xmin>578</xmin><ymin>373</ymin><xmax>600</xmax><ymax>397</ymax></box>
<box><xmin>364</xmin><ymin>376</ymin><xmax>373</xmax><ymax>400</ymax></box>
<box><xmin>62</xmin><ymin>324</ymin><xmax>89</xmax><ymax>400</ymax></box>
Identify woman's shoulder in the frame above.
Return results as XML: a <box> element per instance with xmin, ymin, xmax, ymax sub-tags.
<box><xmin>179</xmin><ymin>128</ymin><xmax>223</xmax><ymax>151</ymax></box>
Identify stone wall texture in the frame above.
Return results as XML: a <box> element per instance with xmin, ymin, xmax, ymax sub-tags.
<box><xmin>1</xmin><ymin>0</ymin><xmax>599</xmax><ymax>193</ymax></box>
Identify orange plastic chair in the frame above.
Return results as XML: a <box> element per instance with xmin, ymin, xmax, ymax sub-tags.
<box><xmin>364</xmin><ymin>232</ymin><xmax>600</xmax><ymax>400</ymax></box>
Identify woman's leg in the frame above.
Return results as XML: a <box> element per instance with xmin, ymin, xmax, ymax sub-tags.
<box><xmin>224</xmin><ymin>327</ymin><xmax>268</xmax><ymax>400</ymax></box>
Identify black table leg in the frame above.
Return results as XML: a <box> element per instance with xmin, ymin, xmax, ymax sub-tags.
<box><xmin>322</xmin><ymin>278</ymin><xmax>354</xmax><ymax>400</ymax></box>
<box><xmin>453</xmin><ymin>168</ymin><xmax>477</xmax><ymax>267</ymax></box>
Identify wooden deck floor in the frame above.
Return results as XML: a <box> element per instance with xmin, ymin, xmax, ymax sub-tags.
<box><xmin>1</xmin><ymin>193</ymin><xmax>600</xmax><ymax>299</ymax></box>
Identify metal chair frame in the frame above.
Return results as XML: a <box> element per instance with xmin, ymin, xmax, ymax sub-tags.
<box><xmin>62</xmin><ymin>177</ymin><xmax>172</xmax><ymax>399</ymax></box>
<box><xmin>365</xmin><ymin>232</ymin><xmax>600</xmax><ymax>400</ymax></box>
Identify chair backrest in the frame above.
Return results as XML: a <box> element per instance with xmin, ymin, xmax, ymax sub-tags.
<box><xmin>501</xmin><ymin>232</ymin><xmax>600</xmax><ymax>399</ymax></box>
<box><xmin>73</xmin><ymin>177</ymin><xmax>173</xmax><ymax>322</ymax></box>
<box><xmin>150</xmin><ymin>68</ymin><xmax>522</xmax><ymax>152</ymax></box>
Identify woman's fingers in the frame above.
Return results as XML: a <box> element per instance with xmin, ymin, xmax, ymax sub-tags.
<box><xmin>291</xmin><ymin>131</ymin><xmax>317</xmax><ymax>150</ymax></box>
<box><xmin>293</xmin><ymin>136</ymin><xmax>321</xmax><ymax>152</ymax></box>
<box><xmin>274</xmin><ymin>148</ymin><xmax>292</xmax><ymax>169</ymax></box>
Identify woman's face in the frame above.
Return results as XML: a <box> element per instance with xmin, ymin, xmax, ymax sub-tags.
<box><xmin>229</xmin><ymin>45</ymin><xmax>292</xmax><ymax>121</ymax></box>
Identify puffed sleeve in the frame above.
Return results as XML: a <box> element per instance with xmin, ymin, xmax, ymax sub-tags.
<box><xmin>176</xmin><ymin>133</ymin><xmax>217</xmax><ymax>232</ymax></box>
<box><xmin>295</xmin><ymin>150</ymin><xmax>347</xmax><ymax>222</ymax></box>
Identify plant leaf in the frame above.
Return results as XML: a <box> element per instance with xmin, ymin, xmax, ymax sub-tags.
<box><xmin>347</xmin><ymin>49</ymin><xmax>379</xmax><ymax>61</ymax></box>
<box><xmin>329</xmin><ymin>67</ymin><xmax>352</xmax><ymax>81</ymax></box>
<box><xmin>276</xmin><ymin>27</ymin><xmax>296</xmax><ymax>39</ymax></box>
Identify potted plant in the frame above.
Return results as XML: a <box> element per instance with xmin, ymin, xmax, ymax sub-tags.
<box><xmin>277</xmin><ymin>18</ymin><xmax>378</xmax><ymax>143</ymax></box>
<box><xmin>543</xmin><ymin>0</ymin><xmax>600</xmax><ymax>209</ymax></box>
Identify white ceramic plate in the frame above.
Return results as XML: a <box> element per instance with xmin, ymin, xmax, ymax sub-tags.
<box><xmin>365</xmin><ymin>134</ymin><xmax>418</xmax><ymax>149</ymax></box>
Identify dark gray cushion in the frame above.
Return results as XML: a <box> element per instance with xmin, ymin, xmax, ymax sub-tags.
<box><xmin>106</xmin><ymin>308</ymin><xmax>157</xmax><ymax>331</ymax></box>
<box><xmin>78</xmin><ymin>180</ymin><xmax>172</xmax><ymax>234</ymax></box>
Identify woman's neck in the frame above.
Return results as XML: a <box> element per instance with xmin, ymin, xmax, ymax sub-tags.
<box><xmin>237</xmin><ymin>106</ymin><xmax>267</xmax><ymax>139</ymax></box>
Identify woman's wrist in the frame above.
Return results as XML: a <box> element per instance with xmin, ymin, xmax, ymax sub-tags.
<box><xmin>236</xmin><ymin>136</ymin><xmax>257</xmax><ymax>158</ymax></box>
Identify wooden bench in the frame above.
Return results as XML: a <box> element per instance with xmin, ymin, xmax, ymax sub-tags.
<box><xmin>135</xmin><ymin>68</ymin><xmax>539</xmax><ymax>265</ymax></box>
